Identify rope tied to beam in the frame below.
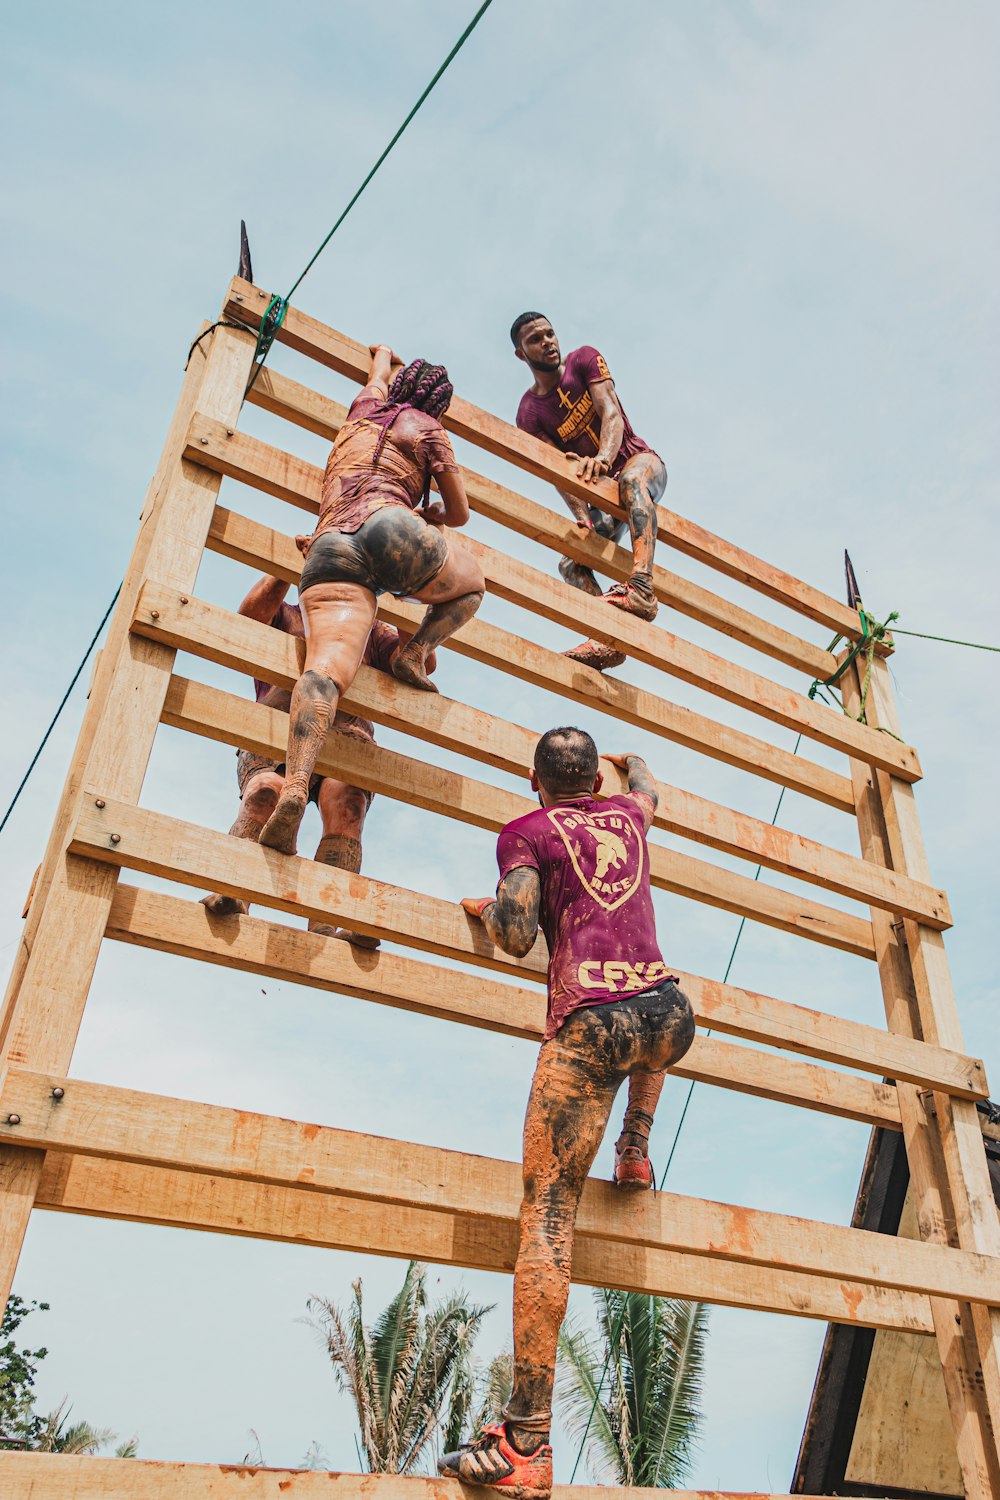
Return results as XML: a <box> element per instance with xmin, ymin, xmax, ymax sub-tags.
<box><xmin>808</xmin><ymin>607</ymin><xmax>902</xmax><ymax>738</ymax></box>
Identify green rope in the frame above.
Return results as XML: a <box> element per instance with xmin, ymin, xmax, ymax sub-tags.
<box><xmin>243</xmin><ymin>0</ymin><xmax>496</xmax><ymax>394</ymax></box>
<box><xmin>567</xmin><ymin>749</ymin><xmax>801</xmax><ymax>1483</ymax></box>
<box><xmin>807</xmin><ymin>608</ymin><xmax>902</xmax><ymax>737</ymax></box>
<box><xmin>891</xmin><ymin>627</ymin><xmax>1000</xmax><ymax>652</ymax></box>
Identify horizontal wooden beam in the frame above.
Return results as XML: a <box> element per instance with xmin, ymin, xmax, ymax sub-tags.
<box><xmin>163</xmin><ymin>660</ymin><xmax>948</xmax><ymax>931</ymax></box>
<box><xmin>5</xmin><ymin>1068</ymin><xmax>999</xmax><ymax>1303</ymax></box>
<box><xmin>32</xmin><ymin>1149</ymin><xmax>932</xmax><ymax>1338</ymax></box>
<box><xmin>0</xmin><ymin>1451</ymin><xmax>905</xmax><ymax>1499</ymax></box>
<box><xmin>107</xmin><ymin>883</ymin><xmax>900</xmax><ymax>1129</ymax></box>
<box><xmin>106</xmin><ymin>887</ymin><xmax>986</xmax><ymax>1100</ymax></box>
<box><xmin>224</xmin><ymin>277</ymin><xmax>887</xmax><ymax>652</ymax></box>
<box><xmin>241</xmin><ymin>366</ymin><xmax>835</xmax><ymax>681</ymax></box>
<box><xmin>209</xmin><ymin>503</ymin><xmax>856</xmax><ymax>815</ymax></box>
<box><xmin>83</xmin><ymin>733</ymin><xmax>876</xmax><ymax>964</ymax></box>
<box><xmin>185</xmin><ymin>413</ymin><xmax>918</xmax><ymax>781</ymax></box>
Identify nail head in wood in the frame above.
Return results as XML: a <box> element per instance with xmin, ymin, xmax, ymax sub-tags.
<box><xmin>109</xmin><ymin>833</ymin><xmax>121</xmax><ymax>845</ymax></box>
<box><xmin>6</xmin><ymin>1114</ymin><xmax>20</xmax><ymax>1126</ymax></box>
<box><xmin>95</xmin><ymin>798</ymin><xmax>105</xmax><ymax>808</ymax></box>
<box><xmin>51</xmin><ymin>1087</ymin><xmax>65</xmax><ymax>1100</ymax></box>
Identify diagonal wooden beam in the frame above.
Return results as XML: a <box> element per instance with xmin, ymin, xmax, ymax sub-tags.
<box><xmin>107</xmin><ymin>888</ymin><xmax>982</xmax><ymax>1098</ymax></box>
<box><xmin>3</xmin><ymin>1068</ymin><xmax>998</xmax><ymax>1304</ymax></box>
<box><xmin>222</xmin><ymin>277</ymin><xmax>890</xmax><ymax>652</ymax></box>
<box><xmin>184</xmin><ymin>413</ymin><xmax>918</xmax><ymax>780</ymax></box>
<box><xmin>208</xmin><ymin>503</ymin><xmax>856</xmax><ymax>815</ymax></box>
<box><xmin>34</xmin><ymin>1147</ymin><xmax>934</xmax><ymax>1334</ymax></box>
<box><xmin>240</xmin><ymin>365</ymin><xmax>836</xmax><ymax>680</ymax></box>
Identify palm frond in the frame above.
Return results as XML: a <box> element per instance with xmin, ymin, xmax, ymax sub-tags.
<box><xmin>556</xmin><ymin>1308</ymin><xmax>621</xmax><ymax>1482</ymax></box>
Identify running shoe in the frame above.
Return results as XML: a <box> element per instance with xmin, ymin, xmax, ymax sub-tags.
<box><xmin>613</xmin><ymin>1142</ymin><xmax>654</xmax><ymax>1191</ymax></box>
<box><xmin>438</xmin><ymin>1423</ymin><xmax>553</xmax><ymax>1498</ymax></box>
<box><xmin>563</xmin><ymin>638</ymin><xmax>627</xmax><ymax>671</ymax></box>
<box><xmin>604</xmin><ymin>574</ymin><xmax>659</xmax><ymax>621</ymax></box>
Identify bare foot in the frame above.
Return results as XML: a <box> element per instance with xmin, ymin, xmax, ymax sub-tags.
<box><xmin>201</xmin><ymin>893</ymin><xmax>249</xmax><ymax>918</ymax></box>
<box><xmin>391</xmin><ymin>642</ymin><xmax>440</xmax><ymax>693</ymax></box>
<box><xmin>309</xmin><ymin>920</ymin><xmax>381</xmax><ymax>950</ymax></box>
<box><xmin>259</xmin><ymin>789</ymin><xmax>307</xmax><ymax>854</ymax></box>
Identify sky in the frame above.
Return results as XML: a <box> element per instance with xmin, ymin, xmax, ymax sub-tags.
<box><xmin>1</xmin><ymin>0</ymin><xmax>998</xmax><ymax>1488</ymax></box>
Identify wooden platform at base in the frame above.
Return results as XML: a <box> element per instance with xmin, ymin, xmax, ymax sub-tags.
<box><xmin>0</xmin><ymin>1452</ymin><xmax>897</xmax><ymax>1499</ymax></box>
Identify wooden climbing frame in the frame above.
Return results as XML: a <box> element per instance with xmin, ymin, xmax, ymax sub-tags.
<box><xmin>0</xmin><ymin>278</ymin><xmax>996</xmax><ymax>1498</ymax></box>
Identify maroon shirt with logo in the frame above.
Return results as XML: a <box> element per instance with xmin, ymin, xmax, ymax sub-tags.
<box><xmin>515</xmin><ymin>345</ymin><xmax>651</xmax><ymax>479</ymax></box>
<box><xmin>496</xmin><ymin>791</ymin><xmax>674</xmax><ymax>1039</ymax></box>
<box><xmin>253</xmin><ymin>603</ymin><xmax>398</xmax><ymax>742</ymax></box>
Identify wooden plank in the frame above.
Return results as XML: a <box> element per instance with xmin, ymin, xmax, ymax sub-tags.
<box><xmin>33</xmin><ymin>1149</ymin><xmax>934</xmax><ymax>1335</ymax></box>
<box><xmin>185</xmin><ymin>413</ymin><xmax>919</xmax><ymax>780</ymax></box>
<box><xmin>3</xmin><ymin>1069</ymin><xmax>998</xmax><ymax>1304</ymax></box>
<box><xmin>225</xmin><ymin>278</ymin><xmax>888</xmax><ymax>650</ymax></box>
<box><xmin>107</xmin><ymin>884</ymin><xmax>899</xmax><ymax>1130</ymax></box>
<box><xmin>209</xmin><ymin>503</ymin><xmax>857</xmax><ymax>815</ymax></box>
<box><xmin>842</xmin><ymin>664</ymin><xmax>1000</xmax><ymax>1498</ymax></box>
<box><xmin>859</xmin><ymin>657</ymin><xmax>1000</xmax><ymax>1492</ymax></box>
<box><xmin>0</xmin><ymin>321</ymin><xmax>257</xmax><ymax>1311</ymax></box>
<box><xmin>108</xmin><ymin>885</ymin><xmax>981</xmax><ymax>1100</ymax></box>
<box><xmin>77</xmin><ymin>784</ymin><xmax>876</xmax><ymax>970</ymax></box>
<box><xmin>242</xmin><ymin>366</ymin><xmax>836</xmax><ymax>680</ymax></box>
<box><xmin>164</xmin><ymin>665</ymin><xmax>951</xmax><ymax>932</ymax></box>
<box><xmin>0</xmin><ymin>1452</ymin><xmax>903</xmax><ymax>1499</ymax></box>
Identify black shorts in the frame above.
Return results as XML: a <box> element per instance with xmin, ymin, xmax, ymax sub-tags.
<box><xmin>300</xmin><ymin>507</ymin><xmax>448</xmax><ymax>598</ymax></box>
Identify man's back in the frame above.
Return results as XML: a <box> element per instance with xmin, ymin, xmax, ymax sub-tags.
<box><xmin>496</xmin><ymin>790</ymin><xmax>671</xmax><ymax>1037</ymax></box>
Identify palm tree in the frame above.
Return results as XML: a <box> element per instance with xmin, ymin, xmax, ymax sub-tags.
<box><xmin>308</xmin><ymin>1262</ymin><xmax>493</xmax><ymax>1474</ymax></box>
<box><xmin>558</xmin><ymin>1290</ymin><xmax>708</xmax><ymax>1487</ymax></box>
<box><xmin>35</xmin><ymin>1398</ymin><xmax>136</xmax><ymax>1456</ymax></box>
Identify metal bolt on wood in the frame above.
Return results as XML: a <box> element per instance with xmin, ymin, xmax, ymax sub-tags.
<box><xmin>6</xmin><ymin>1114</ymin><xmax>20</xmax><ymax>1126</ymax></box>
<box><xmin>109</xmin><ymin>833</ymin><xmax>121</xmax><ymax>845</ymax></box>
<box><xmin>51</xmin><ymin>1087</ymin><xmax>65</xmax><ymax>1100</ymax></box>
<box><xmin>95</xmin><ymin>798</ymin><xmax>105</xmax><ymax>808</ymax></box>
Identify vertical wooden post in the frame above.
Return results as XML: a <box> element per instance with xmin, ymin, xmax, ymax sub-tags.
<box><xmin>843</xmin><ymin>659</ymin><xmax>1000</xmax><ymax>1494</ymax></box>
<box><xmin>0</xmin><ymin>320</ymin><xmax>255</xmax><ymax>1306</ymax></box>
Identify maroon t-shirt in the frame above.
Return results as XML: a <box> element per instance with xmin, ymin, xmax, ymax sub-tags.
<box><xmin>496</xmin><ymin>791</ymin><xmax>673</xmax><ymax>1039</ymax></box>
<box><xmin>252</xmin><ymin>603</ymin><xmax>398</xmax><ymax>742</ymax></box>
<box><xmin>515</xmin><ymin>345</ymin><xmax>651</xmax><ymax>479</ymax></box>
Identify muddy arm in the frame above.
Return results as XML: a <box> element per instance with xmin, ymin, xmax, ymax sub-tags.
<box><xmin>462</xmin><ymin>867</ymin><xmax>541</xmax><ymax>958</ymax></box>
<box><xmin>605</xmin><ymin>752</ymin><xmax>659</xmax><ymax>813</ymax></box>
<box><xmin>238</xmin><ymin>574</ymin><xmax>292</xmax><ymax>623</ymax></box>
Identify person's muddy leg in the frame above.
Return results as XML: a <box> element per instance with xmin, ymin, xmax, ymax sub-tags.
<box><xmin>504</xmin><ymin>1022</ymin><xmax>620</xmax><ymax>1453</ymax></box>
<box><xmin>558</xmin><ymin>555</ymin><xmax>602</xmax><ymax>596</ymax></box>
<box><xmin>260</xmin><ymin>583</ymin><xmax>375</xmax><ymax>854</ymax></box>
<box><xmin>309</xmin><ymin>779</ymin><xmax>379</xmax><ymax>949</ymax></box>
<box><xmin>202</xmin><ymin>768</ymin><xmax>284</xmax><ymax>917</ymax></box>
<box><xmin>604</xmin><ymin>453</ymin><xmax>666</xmax><ymax>621</ymax></box>
<box><xmin>391</xmin><ymin>542</ymin><xmax>485</xmax><ymax>692</ymax></box>
<box><xmin>616</xmin><ymin>982</ymin><xmax>696</xmax><ymax>1170</ymax></box>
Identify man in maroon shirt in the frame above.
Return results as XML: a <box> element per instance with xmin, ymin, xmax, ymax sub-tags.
<box><xmin>440</xmin><ymin>727</ymin><xmax>694</xmax><ymax>1497</ymax></box>
<box><xmin>512</xmin><ymin>313</ymin><xmax>667</xmax><ymax>672</ymax></box>
<box><xmin>201</xmin><ymin>571</ymin><xmax>431</xmax><ymax>947</ymax></box>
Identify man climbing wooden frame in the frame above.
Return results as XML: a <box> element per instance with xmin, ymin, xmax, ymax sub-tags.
<box><xmin>0</xmin><ymin>278</ymin><xmax>997</xmax><ymax>1499</ymax></box>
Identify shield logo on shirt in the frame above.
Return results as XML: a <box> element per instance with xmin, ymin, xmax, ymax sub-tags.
<box><xmin>546</xmin><ymin>805</ymin><xmax>645</xmax><ymax>913</ymax></box>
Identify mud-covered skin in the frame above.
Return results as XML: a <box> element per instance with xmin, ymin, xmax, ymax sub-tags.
<box><xmin>299</xmin><ymin>508</ymin><xmax>450</xmax><ymax>598</ymax></box>
<box><xmin>618</xmin><ymin>449</ymin><xmax>665</xmax><ymax>578</ymax></box>
<box><xmin>482</xmin><ymin>866</ymin><xmax>541</xmax><ymax>958</ymax></box>
<box><xmin>557</xmin><ymin>508</ymin><xmax>626</xmax><ymax>597</ymax></box>
<box><xmin>309</xmin><ymin>826</ymin><xmax>381</xmax><ymax>949</ymax></box>
<box><xmin>506</xmin><ymin>982</ymin><xmax>695</xmax><ymax>1430</ymax></box>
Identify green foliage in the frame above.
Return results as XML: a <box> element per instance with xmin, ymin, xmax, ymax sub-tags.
<box><xmin>557</xmin><ymin>1290</ymin><xmax>708</xmax><ymax>1487</ymax></box>
<box><xmin>1</xmin><ymin>1294</ymin><xmax>137</xmax><ymax>1457</ymax></box>
<box><xmin>307</xmin><ymin>1263</ymin><xmax>494</xmax><ymax>1474</ymax></box>
<box><xmin>0</xmin><ymin>1296</ymin><xmax>49</xmax><ymax>1450</ymax></box>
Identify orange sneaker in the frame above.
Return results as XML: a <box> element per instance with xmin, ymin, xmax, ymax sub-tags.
<box><xmin>438</xmin><ymin>1423</ymin><xmax>553</xmax><ymax>1498</ymax></box>
<box><xmin>604</xmin><ymin>574</ymin><xmax>658</xmax><ymax>621</ymax></box>
<box><xmin>613</xmin><ymin>1142</ymin><xmax>654</xmax><ymax>1191</ymax></box>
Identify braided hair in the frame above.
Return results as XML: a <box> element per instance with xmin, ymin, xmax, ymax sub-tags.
<box><xmin>387</xmin><ymin>359</ymin><xmax>454</xmax><ymax>419</ymax></box>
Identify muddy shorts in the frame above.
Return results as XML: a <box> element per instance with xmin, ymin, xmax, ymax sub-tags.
<box><xmin>234</xmin><ymin>748</ymin><xmax>374</xmax><ymax>810</ymax></box>
<box><xmin>300</xmin><ymin>507</ymin><xmax>448</xmax><ymax>598</ymax></box>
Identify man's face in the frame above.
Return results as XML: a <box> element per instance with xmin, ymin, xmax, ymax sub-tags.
<box><xmin>516</xmin><ymin>318</ymin><xmax>561</xmax><ymax>373</ymax></box>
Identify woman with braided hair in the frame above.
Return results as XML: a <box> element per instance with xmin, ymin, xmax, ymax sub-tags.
<box><xmin>259</xmin><ymin>345</ymin><xmax>484</xmax><ymax>855</ymax></box>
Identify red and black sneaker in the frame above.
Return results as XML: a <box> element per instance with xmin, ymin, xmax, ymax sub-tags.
<box><xmin>604</xmin><ymin>574</ymin><xmax>659</xmax><ymax>622</ymax></box>
<box><xmin>613</xmin><ymin>1141</ymin><xmax>654</xmax><ymax>1192</ymax></box>
<box><xmin>438</xmin><ymin>1423</ymin><xmax>553</xmax><ymax>1499</ymax></box>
